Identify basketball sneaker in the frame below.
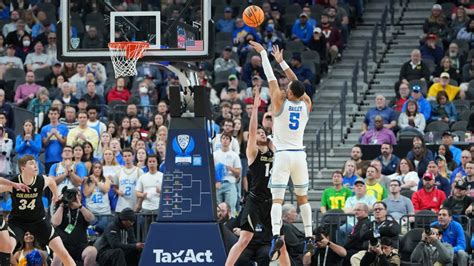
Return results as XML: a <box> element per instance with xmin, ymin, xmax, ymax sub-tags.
<box><xmin>269</xmin><ymin>235</ymin><xmax>284</xmax><ymax>261</ymax></box>
<box><xmin>303</xmin><ymin>237</ymin><xmax>315</xmax><ymax>255</ymax></box>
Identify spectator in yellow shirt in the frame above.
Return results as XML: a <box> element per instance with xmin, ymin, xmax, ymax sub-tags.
<box><xmin>66</xmin><ymin>111</ymin><xmax>99</xmax><ymax>150</ymax></box>
<box><xmin>427</xmin><ymin>72</ymin><xmax>464</xmax><ymax>101</ymax></box>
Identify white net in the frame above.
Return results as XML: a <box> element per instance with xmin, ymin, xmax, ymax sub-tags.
<box><xmin>108</xmin><ymin>42</ymin><xmax>150</xmax><ymax>78</ymax></box>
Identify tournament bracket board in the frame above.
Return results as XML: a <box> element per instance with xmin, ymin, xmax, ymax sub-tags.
<box><xmin>58</xmin><ymin>1</ymin><xmax>226</xmax><ymax>265</ymax></box>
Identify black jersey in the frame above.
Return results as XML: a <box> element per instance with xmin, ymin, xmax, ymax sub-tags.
<box><xmin>247</xmin><ymin>148</ymin><xmax>273</xmax><ymax>201</ymax></box>
<box><xmin>9</xmin><ymin>175</ymin><xmax>45</xmax><ymax>223</ymax></box>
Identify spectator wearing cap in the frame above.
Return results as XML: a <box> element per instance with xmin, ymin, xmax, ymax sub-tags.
<box><xmin>412</xmin><ymin>172</ymin><xmax>446</xmax><ymax>213</ymax></box>
<box><xmin>420</xmin><ymin>33</ymin><xmax>444</xmax><ymax>65</ymax></box>
<box><xmin>262</xmin><ymin>23</ymin><xmax>284</xmax><ymax>54</ymax></box>
<box><xmin>308</xmin><ymin>27</ymin><xmax>328</xmax><ymax>69</ymax></box>
<box><xmin>442</xmin><ymin>180</ymin><xmax>473</xmax><ymax>217</ymax></box>
<box><xmin>261</xmin><ymin>112</ymin><xmax>273</xmax><ymax>136</ymax></box>
<box><xmin>291</xmin><ymin>12</ymin><xmax>314</xmax><ymax>45</ymax></box>
<box><xmin>241</xmin><ymin>55</ymin><xmax>265</xmax><ymax>87</ymax></box>
<box><xmin>339</xmin><ymin>178</ymin><xmax>376</xmax><ymax>243</ymax></box>
<box><xmin>242</xmin><ymin>74</ymin><xmax>269</xmax><ymax>103</ymax></box>
<box><xmin>24</xmin><ymin>41</ymin><xmax>51</xmax><ymax>72</ymax></box>
<box><xmin>417</xmin><ymin>160</ymin><xmax>451</xmax><ymax>197</ymax></box>
<box><xmin>361</xmin><ymin>115</ymin><xmax>397</xmax><ymax>145</ymax></box>
<box><xmin>360</xmin><ymin>237</ymin><xmax>400</xmax><ymax>266</ymax></box>
<box><xmin>214</xmin><ymin>46</ymin><xmax>240</xmax><ymax>76</ymax></box>
<box><xmin>423</xmin><ymin>4</ymin><xmax>449</xmax><ymax>42</ymax></box>
<box><xmin>383</xmin><ymin>179</ymin><xmax>415</xmax><ymax>222</ymax></box>
<box><xmin>388</xmin><ymin>83</ymin><xmax>410</xmax><ymax>113</ymax></box>
<box><xmin>320</xmin><ymin>13</ymin><xmax>342</xmax><ymax>64</ymax></box>
<box><xmin>216</xmin><ymin>7</ymin><xmax>235</xmax><ymax>33</ymax></box>
<box><xmin>397</xmin><ymin>49</ymin><xmax>431</xmax><ymax>94</ymax></box>
<box><xmin>269</xmin><ymin>4</ymin><xmax>286</xmax><ymax>33</ymax></box>
<box><xmin>402</xmin><ymin>84</ymin><xmax>432</xmax><ymax>121</ymax></box>
<box><xmin>295</xmin><ymin>6</ymin><xmax>317</xmax><ymax>28</ymax></box>
<box><xmin>430</xmin><ymin>90</ymin><xmax>458</xmax><ymax>124</ymax></box>
<box><xmin>232</xmin><ymin>17</ymin><xmax>260</xmax><ymax>47</ymax></box>
<box><xmin>96</xmin><ymin>208</ymin><xmax>144</xmax><ymax>266</ymax></box>
<box><xmin>35</xmin><ymin>19</ymin><xmax>56</xmax><ymax>47</ymax></box>
<box><xmin>442</xmin><ymin>132</ymin><xmax>463</xmax><ymax>166</ymax></box>
<box><xmin>290</xmin><ymin>53</ymin><xmax>315</xmax><ymax>97</ymax></box>
<box><xmin>362</xmin><ymin>95</ymin><xmax>397</xmax><ymax>134</ymax></box>
<box><xmin>0</xmin><ymin>44</ymin><xmax>22</xmax><ymax>71</ymax></box>
<box><xmin>456</xmin><ymin>19</ymin><xmax>474</xmax><ymax>46</ymax></box>
<box><xmin>427</xmin><ymin>72</ymin><xmax>463</xmax><ymax>101</ymax></box>
<box><xmin>431</xmin><ymin>208</ymin><xmax>469</xmax><ymax>266</ymax></box>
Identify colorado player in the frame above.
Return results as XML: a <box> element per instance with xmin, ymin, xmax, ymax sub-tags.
<box><xmin>225</xmin><ymin>88</ymin><xmax>290</xmax><ymax>266</ymax></box>
<box><xmin>249</xmin><ymin>41</ymin><xmax>314</xmax><ymax>260</ymax></box>
<box><xmin>0</xmin><ymin>155</ymin><xmax>75</xmax><ymax>265</ymax></box>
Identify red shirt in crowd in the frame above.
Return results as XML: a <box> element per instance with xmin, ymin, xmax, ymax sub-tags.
<box><xmin>107</xmin><ymin>87</ymin><xmax>131</xmax><ymax>103</ymax></box>
<box><xmin>412</xmin><ymin>188</ymin><xmax>446</xmax><ymax>213</ymax></box>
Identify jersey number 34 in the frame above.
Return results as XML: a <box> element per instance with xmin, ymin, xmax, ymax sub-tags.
<box><xmin>289</xmin><ymin>112</ymin><xmax>300</xmax><ymax>130</ymax></box>
<box><xmin>18</xmin><ymin>199</ymin><xmax>36</xmax><ymax>210</ymax></box>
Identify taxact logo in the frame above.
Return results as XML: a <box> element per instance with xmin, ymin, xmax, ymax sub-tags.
<box><xmin>153</xmin><ymin>249</ymin><xmax>213</xmax><ymax>263</ymax></box>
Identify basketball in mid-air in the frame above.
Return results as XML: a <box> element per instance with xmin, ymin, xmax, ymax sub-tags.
<box><xmin>243</xmin><ymin>5</ymin><xmax>265</xmax><ymax>28</ymax></box>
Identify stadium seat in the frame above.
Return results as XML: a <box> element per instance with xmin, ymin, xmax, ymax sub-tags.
<box><xmin>398</xmin><ymin>131</ymin><xmax>422</xmax><ymax>145</ymax></box>
<box><xmin>451</xmin><ymin>121</ymin><xmax>468</xmax><ymax>131</ymax></box>
<box><xmin>321</xmin><ymin>209</ymin><xmax>347</xmax><ymax>244</ymax></box>
<box><xmin>400</xmin><ymin>189</ymin><xmax>415</xmax><ymax>200</ymax></box>
<box><xmin>453</xmin><ymin>99</ymin><xmax>470</xmax><ymax>114</ymax></box>
<box><xmin>441</xmin><ymin>3</ymin><xmax>455</xmax><ymax>19</ymax></box>
<box><xmin>452</xmin><ymin>39</ymin><xmax>470</xmax><ymax>56</ymax></box>
<box><xmin>425</xmin><ymin>121</ymin><xmax>450</xmax><ymax>132</ymax></box>
<box><xmin>285</xmin><ymin>4</ymin><xmax>303</xmax><ymax>16</ymax></box>
<box><xmin>459</xmin><ymin>110</ymin><xmax>474</xmax><ymax>121</ymax></box>
<box><xmin>215</xmin><ymin>32</ymin><xmax>232</xmax><ymax>43</ymax></box>
<box><xmin>4</xmin><ymin>68</ymin><xmax>25</xmax><ymax>82</ymax></box>
<box><xmin>301</xmin><ymin>50</ymin><xmax>321</xmax><ymax>64</ymax></box>
<box><xmin>453</xmin><ymin>130</ymin><xmax>466</xmax><ymax>142</ymax></box>
<box><xmin>213</xmin><ymin>69</ymin><xmax>233</xmax><ymax>88</ymax></box>
<box><xmin>423</xmin><ymin>131</ymin><xmax>442</xmax><ymax>144</ymax></box>
<box><xmin>399</xmin><ymin>228</ymin><xmax>423</xmax><ymax>262</ymax></box>
<box><xmin>413</xmin><ymin>210</ymin><xmax>437</xmax><ymax>229</ymax></box>
<box><xmin>34</xmin><ymin>68</ymin><xmax>52</xmax><ymax>83</ymax></box>
<box><xmin>286</xmin><ymin>41</ymin><xmax>306</xmax><ymax>53</ymax></box>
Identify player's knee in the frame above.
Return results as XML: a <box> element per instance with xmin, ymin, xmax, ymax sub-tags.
<box><xmin>294</xmin><ymin>187</ymin><xmax>308</xmax><ymax>197</ymax></box>
<box><xmin>83</xmin><ymin>246</ymin><xmax>97</xmax><ymax>260</ymax></box>
<box><xmin>270</xmin><ymin>188</ymin><xmax>285</xmax><ymax>200</ymax></box>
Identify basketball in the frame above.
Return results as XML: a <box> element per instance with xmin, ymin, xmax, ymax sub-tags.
<box><xmin>243</xmin><ymin>5</ymin><xmax>265</xmax><ymax>28</ymax></box>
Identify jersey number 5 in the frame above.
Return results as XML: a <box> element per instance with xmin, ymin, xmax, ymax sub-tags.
<box><xmin>18</xmin><ymin>199</ymin><xmax>36</xmax><ymax>210</ymax></box>
<box><xmin>289</xmin><ymin>112</ymin><xmax>300</xmax><ymax>130</ymax></box>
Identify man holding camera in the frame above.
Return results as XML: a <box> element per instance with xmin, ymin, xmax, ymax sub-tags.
<box><xmin>51</xmin><ymin>187</ymin><xmax>97</xmax><ymax>266</ymax></box>
<box><xmin>304</xmin><ymin>226</ymin><xmax>346</xmax><ymax>265</ymax></box>
<box><xmin>360</xmin><ymin>237</ymin><xmax>400</xmax><ymax>266</ymax></box>
<box><xmin>96</xmin><ymin>208</ymin><xmax>144</xmax><ymax>266</ymax></box>
<box><xmin>430</xmin><ymin>207</ymin><xmax>468</xmax><ymax>266</ymax></box>
<box><xmin>351</xmin><ymin>201</ymin><xmax>400</xmax><ymax>266</ymax></box>
<box><xmin>343</xmin><ymin>202</ymin><xmax>371</xmax><ymax>266</ymax></box>
<box><xmin>410</xmin><ymin>224</ymin><xmax>453</xmax><ymax>265</ymax></box>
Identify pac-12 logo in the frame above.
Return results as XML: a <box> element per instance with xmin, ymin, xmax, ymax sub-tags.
<box><xmin>172</xmin><ymin>134</ymin><xmax>196</xmax><ymax>165</ymax></box>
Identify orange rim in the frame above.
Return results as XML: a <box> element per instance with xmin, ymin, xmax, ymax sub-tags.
<box><xmin>108</xmin><ymin>41</ymin><xmax>150</xmax><ymax>59</ymax></box>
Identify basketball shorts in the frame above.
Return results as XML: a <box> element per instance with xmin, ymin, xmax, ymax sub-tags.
<box><xmin>8</xmin><ymin>218</ymin><xmax>58</xmax><ymax>247</ymax></box>
<box><xmin>240</xmin><ymin>196</ymin><xmax>272</xmax><ymax>233</ymax></box>
<box><xmin>269</xmin><ymin>150</ymin><xmax>309</xmax><ymax>197</ymax></box>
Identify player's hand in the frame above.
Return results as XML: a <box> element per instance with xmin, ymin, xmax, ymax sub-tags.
<box><xmin>52</xmin><ymin>194</ymin><xmax>59</xmax><ymax>205</ymax></box>
<box><xmin>136</xmin><ymin>242</ymin><xmax>145</xmax><ymax>249</ymax></box>
<box><xmin>254</xmin><ymin>87</ymin><xmax>261</xmax><ymax>108</ymax></box>
<box><xmin>249</xmin><ymin>41</ymin><xmax>264</xmax><ymax>53</ymax></box>
<box><xmin>271</xmin><ymin>45</ymin><xmax>284</xmax><ymax>63</ymax></box>
<box><xmin>13</xmin><ymin>182</ymin><xmax>30</xmax><ymax>193</ymax></box>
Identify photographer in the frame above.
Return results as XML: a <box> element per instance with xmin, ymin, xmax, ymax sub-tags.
<box><xmin>51</xmin><ymin>187</ymin><xmax>97</xmax><ymax>266</ymax></box>
<box><xmin>410</xmin><ymin>225</ymin><xmax>453</xmax><ymax>265</ymax></box>
<box><xmin>360</xmin><ymin>237</ymin><xmax>400</xmax><ymax>266</ymax></box>
<box><xmin>304</xmin><ymin>226</ymin><xmax>346</xmax><ymax>266</ymax></box>
<box><xmin>351</xmin><ymin>201</ymin><xmax>400</xmax><ymax>266</ymax></box>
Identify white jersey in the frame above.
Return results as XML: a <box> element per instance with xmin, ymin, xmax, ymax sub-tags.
<box><xmin>115</xmin><ymin>166</ymin><xmax>143</xmax><ymax>212</ymax></box>
<box><xmin>272</xmin><ymin>99</ymin><xmax>308</xmax><ymax>150</ymax></box>
<box><xmin>85</xmin><ymin>184</ymin><xmax>111</xmax><ymax>215</ymax></box>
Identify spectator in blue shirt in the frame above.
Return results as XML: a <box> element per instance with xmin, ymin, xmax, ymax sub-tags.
<box><xmin>16</xmin><ymin>120</ymin><xmax>43</xmax><ymax>174</ymax></box>
<box><xmin>216</xmin><ymin>7</ymin><xmax>235</xmax><ymax>33</ymax></box>
<box><xmin>290</xmin><ymin>53</ymin><xmax>315</xmax><ymax>97</ymax></box>
<box><xmin>402</xmin><ymin>85</ymin><xmax>432</xmax><ymax>121</ymax></box>
<box><xmin>431</xmin><ymin>208</ymin><xmax>469</xmax><ymax>266</ymax></box>
<box><xmin>442</xmin><ymin>132</ymin><xmax>462</xmax><ymax>166</ymax></box>
<box><xmin>241</xmin><ymin>56</ymin><xmax>265</xmax><ymax>87</ymax></box>
<box><xmin>41</xmin><ymin>107</ymin><xmax>69</xmax><ymax>173</ymax></box>
<box><xmin>420</xmin><ymin>34</ymin><xmax>444</xmax><ymax>66</ymax></box>
<box><xmin>232</xmin><ymin>17</ymin><xmax>260</xmax><ymax>46</ymax></box>
<box><xmin>362</xmin><ymin>95</ymin><xmax>398</xmax><ymax>135</ymax></box>
<box><xmin>291</xmin><ymin>13</ymin><xmax>314</xmax><ymax>45</ymax></box>
<box><xmin>450</xmin><ymin>150</ymin><xmax>471</xmax><ymax>184</ymax></box>
<box><xmin>294</xmin><ymin>6</ymin><xmax>317</xmax><ymax>28</ymax></box>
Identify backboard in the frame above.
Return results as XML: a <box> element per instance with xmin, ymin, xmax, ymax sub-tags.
<box><xmin>58</xmin><ymin>0</ymin><xmax>213</xmax><ymax>62</ymax></box>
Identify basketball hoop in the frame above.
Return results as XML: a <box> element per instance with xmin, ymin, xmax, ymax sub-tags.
<box><xmin>108</xmin><ymin>41</ymin><xmax>150</xmax><ymax>78</ymax></box>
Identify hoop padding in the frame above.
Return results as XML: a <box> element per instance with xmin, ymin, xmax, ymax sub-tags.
<box><xmin>108</xmin><ymin>42</ymin><xmax>150</xmax><ymax>78</ymax></box>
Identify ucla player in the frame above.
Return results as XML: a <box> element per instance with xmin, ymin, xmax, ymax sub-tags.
<box><xmin>249</xmin><ymin>41</ymin><xmax>314</xmax><ymax>260</ymax></box>
<box><xmin>225</xmin><ymin>88</ymin><xmax>291</xmax><ymax>266</ymax></box>
<box><xmin>0</xmin><ymin>155</ymin><xmax>75</xmax><ymax>265</ymax></box>
<box><xmin>115</xmin><ymin>148</ymin><xmax>143</xmax><ymax>212</ymax></box>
